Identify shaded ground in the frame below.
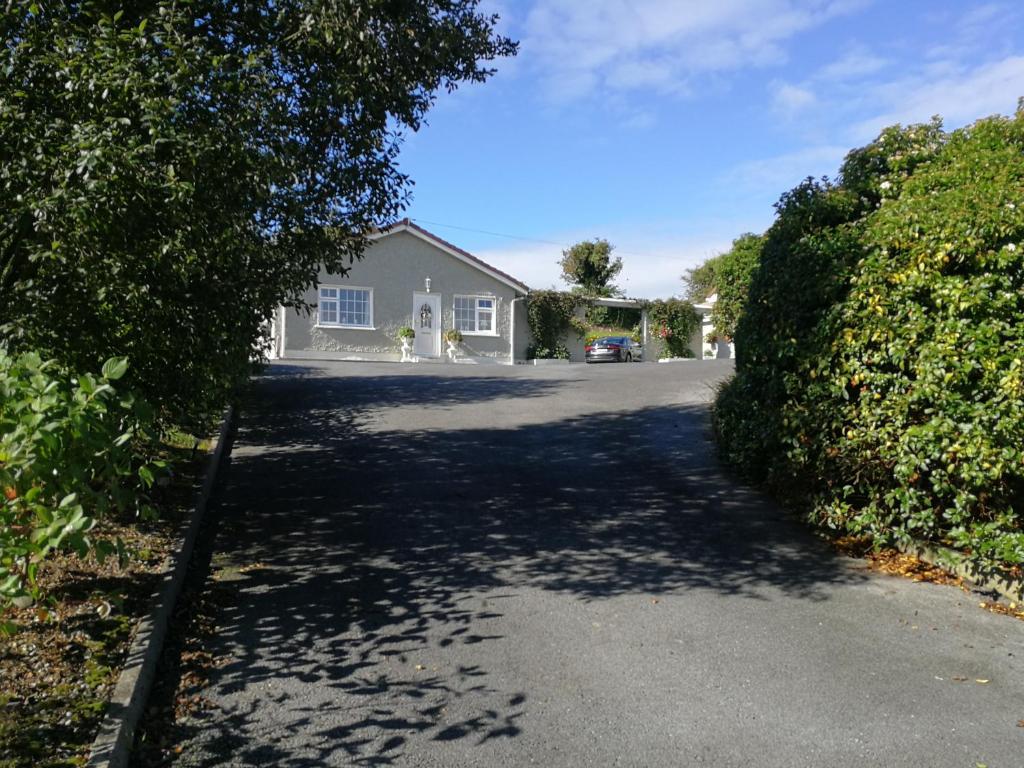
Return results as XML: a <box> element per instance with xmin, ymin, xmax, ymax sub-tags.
<box><xmin>0</xmin><ymin>442</ymin><xmax>205</xmax><ymax>768</ymax></box>
<box><xmin>138</xmin><ymin>360</ymin><xmax>1023</xmax><ymax>767</ymax></box>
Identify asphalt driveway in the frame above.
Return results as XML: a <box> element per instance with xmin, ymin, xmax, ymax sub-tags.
<box><xmin>161</xmin><ymin>360</ymin><xmax>1023</xmax><ymax>767</ymax></box>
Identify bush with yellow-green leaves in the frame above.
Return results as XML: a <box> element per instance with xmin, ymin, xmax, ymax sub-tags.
<box><xmin>715</xmin><ymin>108</ymin><xmax>1024</xmax><ymax>572</ymax></box>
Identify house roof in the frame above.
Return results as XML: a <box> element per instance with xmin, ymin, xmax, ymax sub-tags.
<box><xmin>369</xmin><ymin>218</ymin><xmax>531</xmax><ymax>294</ymax></box>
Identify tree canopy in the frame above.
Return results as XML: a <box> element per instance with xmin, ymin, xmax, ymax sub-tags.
<box><xmin>559</xmin><ymin>238</ymin><xmax>623</xmax><ymax>297</ymax></box>
<box><xmin>0</xmin><ymin>1</ymin><xmax>516</xmax><ymax>426</ymax></box>
<box><xmin>709</xmin><ymin>233</ymin><xmax>763</xmax><ymax>339</ymax></box>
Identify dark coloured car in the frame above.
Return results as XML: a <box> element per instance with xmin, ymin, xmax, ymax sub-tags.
<box><xmin>585</xmin><ymin>336</ymin><xmax>641</xmax><ymax>363</ymax></box>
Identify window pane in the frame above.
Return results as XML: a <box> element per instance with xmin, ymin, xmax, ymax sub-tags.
<box><xmin>320</xmin><ymin>287</ymin><xmax>338</xmax><ymax>299</ymax></box>
<box><xmin>320</xmin><ymin>300</ymin><xmax>338</xmax><ymax>325</ymax></box>
<box><xmin>339</xmin><ymin>289</ymin><xmax>370</xmax><ymax>326</ymax></box>
<box><xmin>454</xmin><ymin>296</ymin><xmax>475</xmax><ymax>331</ymax></box>
<box><xmin>478</xmin><ymin>298</ymin><xmax>494</xmax><ymax>309</ymax></box>
<box><xmin>478</xmin><ymin>309</ymin><xmax>493</xmax><ymax>332</ymax></box>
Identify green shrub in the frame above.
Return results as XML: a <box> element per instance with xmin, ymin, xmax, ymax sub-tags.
<box><xmin>526</xmin><ymin>290</ymin><xmax>583</xmax><ymax>359</ymax></box>
<box><xmin>647</xmin><ymin>299</ymin><xmax>700</xmax><ymax>358</ymax></box>
<box><xmin>525</xmin><ymin>344</ymin><xmax>570</xmax><ymax>360</ymax></box>
<box><xmin>584</xmin><ymin>326</ymin><xmax>641</xmax><ymax>345</ymax></box>
<box><xmin>715</xmin><ymin>110</ymin><xmax>1024</xmax><ymax>570</ymax></box>
<box><xmin>710</xmin><ymin>233</ymin><xmax>764</xmax><ymax>340</ymax></box>
<box><xmin>0</xmin><ymin>351</ymin><xmax>162</xmax><ymax>616</ymax></box>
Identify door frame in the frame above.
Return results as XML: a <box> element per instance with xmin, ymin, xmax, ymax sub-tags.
<box><xmin>412</xmin><ymin>291</ymin><xmax>442</xmax><ymax>358</ymax></box>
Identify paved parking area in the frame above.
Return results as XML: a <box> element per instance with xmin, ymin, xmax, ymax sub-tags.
<box><xmin>167</xmin><ymin>360</ymin><xmax>1023</xmax><ymax>767</ymax></box>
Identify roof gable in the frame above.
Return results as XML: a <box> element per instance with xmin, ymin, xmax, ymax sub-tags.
<box><xmin>369</xmin><ymin>219</ymin><xmax>530</xmax><ymax>294</ymax></box>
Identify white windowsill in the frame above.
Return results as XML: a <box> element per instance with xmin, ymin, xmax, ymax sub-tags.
<box><xmin>316</xmin><ymin>324</ymin><xmax>376</xmax><ymax>331</ymax></box>
<box><xmin>460</xmin><ymin>331</ymin><xmax>499</xmax><ymax>338</ymax></box>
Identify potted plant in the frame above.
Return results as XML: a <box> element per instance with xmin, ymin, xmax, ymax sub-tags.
<box><xmin>397</xmin><ymin>326</ymin><xmax>415</xmax><ymax>362</ymax></box>
<box><xmin>443</xmin><ymin>328</ymin><xmax>463</xmax><ymax>361</ymax></box>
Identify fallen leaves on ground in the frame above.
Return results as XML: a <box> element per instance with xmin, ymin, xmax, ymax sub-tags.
<box><xmin>978</xmin><ymin>600</ymin><xmax>1024</xmax><ymax>622</ymax></box>
<box><xmin>832</xmin><ymin>537</ymin><xmax>1024</xmax><ymax>622</ymax></box>
<box><xmin>0</xmin><ymin>447</ymin><xmax>203</xmax><ymax>767</ymax></box>
<box><xmin>832</xmin><ymin>537</ymin><xmax>965</xmax><ymax>587</ymax></box>
<box><xmin>131</xmin><ymin>538</ymin><xmax>235</xmax><ymax>765</ymax></box>
<box><xmin>0</xmin><ymin>517</ymin><xmax>181</xmax><ymax>766</ymax></box>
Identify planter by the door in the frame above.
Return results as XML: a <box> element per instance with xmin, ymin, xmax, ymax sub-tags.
<box><xmin>443</xmin><ymin>330</ymin><xmax>463</xmax><ymax>362</ymax></box>
<box><xmin>400</xmin><ymin>338</ymin><xmax>415</xmax><ymax>362</ymax></box>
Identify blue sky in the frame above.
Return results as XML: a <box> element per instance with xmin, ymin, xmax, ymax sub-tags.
<box><xmin>396</xmin><ymin>0</ymin><xmax>1024</xmax><ymax>298</ymax></box>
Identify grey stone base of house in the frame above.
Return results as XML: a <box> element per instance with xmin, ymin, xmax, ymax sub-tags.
<box><xmin>283</xmin><ymin>349</ymin><xmax>512</xmax><ymax>365</ymax></box>
<box><xmin>529</xmin><ymin>358</ymin><xmax>573</xmax><ymax>366</ymax></box>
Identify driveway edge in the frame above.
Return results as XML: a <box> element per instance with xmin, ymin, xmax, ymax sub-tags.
<box><xmin>86</xmin><ymin>405</ymin><xmax>236</xmax><ymax>768</ymax></box>
<box><xmin>898</xmin><ymin>540</ymin><xmax>1023</xmax><ymax>602</ymax></box>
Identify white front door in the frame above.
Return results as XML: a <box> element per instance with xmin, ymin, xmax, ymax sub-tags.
<box><xmin>412</xmin><ymin>292</ymin><xmax>441</xmax><ymax>358</ymax></box>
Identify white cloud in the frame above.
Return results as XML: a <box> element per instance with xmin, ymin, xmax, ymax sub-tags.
<box><xmin>720</xmin><ymin>144</ymin><xmax>849</xmax><ymax>196</ymax></box>
<box><xmin>816</xmin><ymin>47</ymin><xmax>888</xmax><ymax>81</ymax></box>
<box><xmin>771</xmin><ymin>82</ymin><xmax>817</xmax><ymax>115</ymax></box>
<box><xmin>522</xmin><ymin>0</ymin><xmax>869</xmax><ymax>102</ymax></box>
<box><xmin>853</xmin><ymin>55</ymin><xmax>1024</xmax><ymax>140</ymax></box>
<box><xmin>474</xmin><ymin>229</ymin><xmax>741</xmax><ymax>299</ymax></box>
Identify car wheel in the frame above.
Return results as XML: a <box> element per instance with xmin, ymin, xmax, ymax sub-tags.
<box><xmin>624</xmin><ymin>352</ymin><xmax>631</xmax><ymax>363</ymax></box>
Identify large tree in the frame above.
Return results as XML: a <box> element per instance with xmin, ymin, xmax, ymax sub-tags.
<box><xmin>681</xmin><ymin>254</ymin><xmax>723</xmax><ymax>303</ymax></box>
<box><xmin>559</xmin><ymin>238</ymin><xmax>623</xmax><ymax>297</ymax></box>
<box><xmin>0</xmin><ymin>1</ymin><xmax>516</xmax><ymax>426</ymax></box>
<box><xmin>708</xmin><ymin>233</ymin><xmax>763</xmax><ymax>339</ymax></box>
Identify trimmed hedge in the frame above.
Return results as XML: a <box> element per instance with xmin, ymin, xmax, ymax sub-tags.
<box><xmin>715</xmin><ymin>110</ymin><xmax>1024</xmax><ymax>570</ymax></box>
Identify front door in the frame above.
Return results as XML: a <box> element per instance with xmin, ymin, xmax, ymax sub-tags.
<box><xmin>412</xmin><ymin>292</ymin><xmax>441</xmax><ymax>358</ymax></box>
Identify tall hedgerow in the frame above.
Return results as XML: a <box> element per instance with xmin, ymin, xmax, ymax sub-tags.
<box><xmin>715</xmin><ymin>109</ymin><xmax>1024</xmax><ymax>571</ymax></box>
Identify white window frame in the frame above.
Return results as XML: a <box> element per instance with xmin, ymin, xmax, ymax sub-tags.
<box><xmin>454</xmin><ymin>295</ymin><xmax>498</xmax><ymax>336</ymax></box>
<box><xmin>317</xmin><ymin>285</ymin><xmax>374</xmax><ymax>330</ymax></box>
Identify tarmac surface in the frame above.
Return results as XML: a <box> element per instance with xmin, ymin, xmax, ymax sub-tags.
<box><xmin>166</xmin><ymin>359</ymin><xmax>1023</xmax><ymax>767</ymax></box>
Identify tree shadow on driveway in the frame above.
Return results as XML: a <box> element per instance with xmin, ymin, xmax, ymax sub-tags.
<box><xmin>141</xmin><ymin>364</ymin><xmax>867</xmax><ymax>767</ymax></box>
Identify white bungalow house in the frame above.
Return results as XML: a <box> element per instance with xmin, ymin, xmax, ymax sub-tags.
<box><xmin>271</xmin><ymin>219</ymin><xmax>531</xmax><ymax>364</ymax></box>
<box><xmin>269</xmin><ymin>219</ymin><xmax>715</xmax><ymax>364</ymax></box>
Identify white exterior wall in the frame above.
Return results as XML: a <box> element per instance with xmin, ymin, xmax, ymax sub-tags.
<box><xmin>281</xmin><ymin>229</ymin><xmax>527</xmax><ymax>364</ymax></box>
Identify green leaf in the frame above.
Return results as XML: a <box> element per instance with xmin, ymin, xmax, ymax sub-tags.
<box><xmin>101</xmin><ymin>357</ymin><xmax>129</xmax><ymax>381</ymax></box>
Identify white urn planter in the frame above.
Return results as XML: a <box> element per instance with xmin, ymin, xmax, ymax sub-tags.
<box><xmin>446</xmin><ymin>340</ymin><xmax>460</xmax><ymax>362</ymax></box>
<box><xmin>400</xmin><ymin>338</ymin><xmax>414</xmax><ymax>362</ymax></box>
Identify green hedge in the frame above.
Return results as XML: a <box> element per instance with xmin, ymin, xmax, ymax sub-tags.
<box><xmin>715</xmin><ymin>110</ymin><xmax>1024</xmax><ymax>570</ymax></box>
<box><xmin>646</xmin><ymin>299</ymin><xmax>700</xmax><ymax>359</ymax></box>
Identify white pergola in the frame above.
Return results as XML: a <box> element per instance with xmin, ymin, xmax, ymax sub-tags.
<box><xmin>583</xmin><ymin>296</ymin><xmax>715</xmax><ymax>358</ymax></box>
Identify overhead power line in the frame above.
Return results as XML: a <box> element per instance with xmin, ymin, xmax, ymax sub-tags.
<box><xmin>409</xmin><ymin>218</ymin><xmax>566</xmax><ymax>248</ymax></box>
<box><xmin>408</xmin><ymin>217</ymin><xmax>660</xmax><ymax>261</ymax></box>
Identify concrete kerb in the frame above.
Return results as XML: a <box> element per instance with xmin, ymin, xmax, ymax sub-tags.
<box><xmin>897</xmin><ymin>539</ymin><xmax>1023</xmax><ymax>603</ymax></box>
<box><xmin>86</xmin><ymin>405</ymin><xmax>237</xmax><ymax>768</ymax></box>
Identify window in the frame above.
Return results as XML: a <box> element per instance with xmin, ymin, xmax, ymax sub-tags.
<box><xmin>454</xmin><ymin>296</ymin><xmax>496</xmax><ymax>334</ymax></box>
<box><xmin>319</xmin><ymin>286</ymin><xmax>372</xmax><ymax>328</ymax></box>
